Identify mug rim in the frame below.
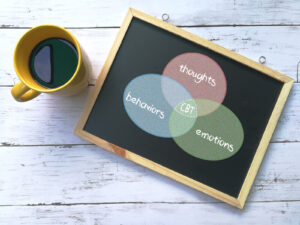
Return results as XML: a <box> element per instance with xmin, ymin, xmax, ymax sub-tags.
<box><xmin>13</xmin><ymin>24</ymin><xmax>82</xmax><ymax>93</ymax></box>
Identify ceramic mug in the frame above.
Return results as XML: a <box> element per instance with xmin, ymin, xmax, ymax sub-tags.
<box><xmin>11</xmin><ymin>24</ymin><xmax>88</xmax><ymax>102</ymax></box>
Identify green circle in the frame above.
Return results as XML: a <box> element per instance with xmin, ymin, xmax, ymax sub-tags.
<box><xmin>170</xmin><ymin>99</ymin><xmax>244</xmax><ymax>161</ymax></box>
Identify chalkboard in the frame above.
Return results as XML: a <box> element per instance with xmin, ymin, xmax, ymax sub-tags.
<box><xmin>75</xmin><ymin>8</ymin><xmax>293</xmax><ymax>209</ymax></box>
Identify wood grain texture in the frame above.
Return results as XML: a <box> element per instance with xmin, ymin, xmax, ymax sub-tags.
<box><xmin>1</xmin><ymin>0</ymin><xmax>300</xmax><ymax>27</ymax></box>
<box><xmin>1</xmin><ymin>0</ymin><xmax>300</xmax><ymax>223</ymax></box>
<box><xmin>1</xmin><ymin>84</ymin><xmax>299</xmax><ymax>146</ymax></box>
<box><xmin>0</xmin><ymin>143</ymin><xmax>299</xmax><ymax>205</ymax></box>
<box><xmin>0</xmin><ymin>202</ymin><xmax>299</xmax><ymax>225</ymax></box>
<box><xmin>1</xmin><ymin>26</ymin><xmax>299</xmax><ymax>86</ymax></box>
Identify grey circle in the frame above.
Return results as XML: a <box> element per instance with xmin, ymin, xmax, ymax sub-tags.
<box><xmin>162</xmin><ymin>13</ymin><xmax>169</xmax><ymax>21</ymax></box>
<box><xmin>259</xmin><ymin>56</ymin><xmax>266</xmax><ymax>64</ymax></box>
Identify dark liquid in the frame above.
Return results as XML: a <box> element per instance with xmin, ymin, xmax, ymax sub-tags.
<box><xmin>29</xmin><ymin>38</ymin><xmax>78</xmax><ymax>88</ymax></box>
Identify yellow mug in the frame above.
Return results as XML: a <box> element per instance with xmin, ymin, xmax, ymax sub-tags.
<box><xmin>11</xmin><ymin>24</ymin><xmax>88</xmax><ymax>102</ymax></box>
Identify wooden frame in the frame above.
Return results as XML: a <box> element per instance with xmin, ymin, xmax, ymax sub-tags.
<box><xmin>75</xmin><ymin>8</ymin><xmax>293</xmax><ymax>209</ymax></box>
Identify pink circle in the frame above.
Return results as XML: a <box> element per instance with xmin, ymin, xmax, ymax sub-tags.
<box><xmin>162</xmin><ymin>53</ymin><xmax>227</xmax><ymax>104</ymax></box>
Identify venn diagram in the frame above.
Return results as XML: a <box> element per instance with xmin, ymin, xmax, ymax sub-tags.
<box><xmin>123</xmin><ymin>53</ymin><xmax>244</xmax><ymax>161</ymax></box>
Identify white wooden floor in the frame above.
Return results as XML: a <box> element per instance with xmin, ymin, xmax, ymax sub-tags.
<box><xmin>1</xmin><ymin>1</ymin><xmax>300</xmax><ymax>224</ymax></box>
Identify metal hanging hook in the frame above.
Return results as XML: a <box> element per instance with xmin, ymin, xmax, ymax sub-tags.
<box><xmin>259</xmin><ymin>56</ymin><xmax>266</xmax><ymax>64</ymax></box>
<box><xmin>162</xmin><ymin>13</ymin><xmax>169</xmax><ymax>22</ymax></box>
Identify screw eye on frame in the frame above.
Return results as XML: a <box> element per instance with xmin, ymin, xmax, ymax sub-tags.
<box><xmin>162</xmin><ymin>13</ymin><xmax>169</xmax><ymax>22</ymax></box>
<box><xmin>259</xmin><ymin>56</ymin><xmax>266</xmax><ymax>64</ymax></box>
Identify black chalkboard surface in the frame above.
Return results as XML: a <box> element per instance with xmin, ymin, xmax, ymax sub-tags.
<box><xmin>75</xmin><ymin>9</ymin><xmax>293</xmax><ymax>209</ymax></box>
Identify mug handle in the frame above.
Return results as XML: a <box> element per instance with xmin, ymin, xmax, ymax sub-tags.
<box><xmin>11</xmin><ymin>81</ymin><xmax>40</xmax><ymax>102</ymax></box>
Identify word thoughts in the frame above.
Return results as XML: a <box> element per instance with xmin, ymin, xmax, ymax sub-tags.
<box><xmin>179</xmin><ymin>64</ymin><xmax>216</xmax><ymax>87</ymax></box>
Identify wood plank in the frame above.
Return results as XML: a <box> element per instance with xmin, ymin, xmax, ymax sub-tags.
<box><xmin>273</xmin><ymin>83</ymin><xmax>300</xmax><ymax>142</ymax></box>
<box><xmin>1</xmin><ymin>26</ymin><xmax>298</xmax><ymax>87</ymax></box>
<box><xmin>1</xmin><ymin>83</ymin><xmax>298</xmax><ymax>146</ymax></box>
<box><xmin>1</xmin><ymin>86</ymin><xmax>90</xmax><ymax>146</ymax></box>
<box><xmin>0</xmin><ymin>202</ymin><xmax>299</xmax><ymax>224</ymax></box>
<box><xmin>0</xmin><ymin>143</ymin><xmax>299</xmax><ymax>205</ymax></box>
<box><xmin>1</xmin><ymin>0</ymin><xmax>300</xmax><ymax>27</ymax></box>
